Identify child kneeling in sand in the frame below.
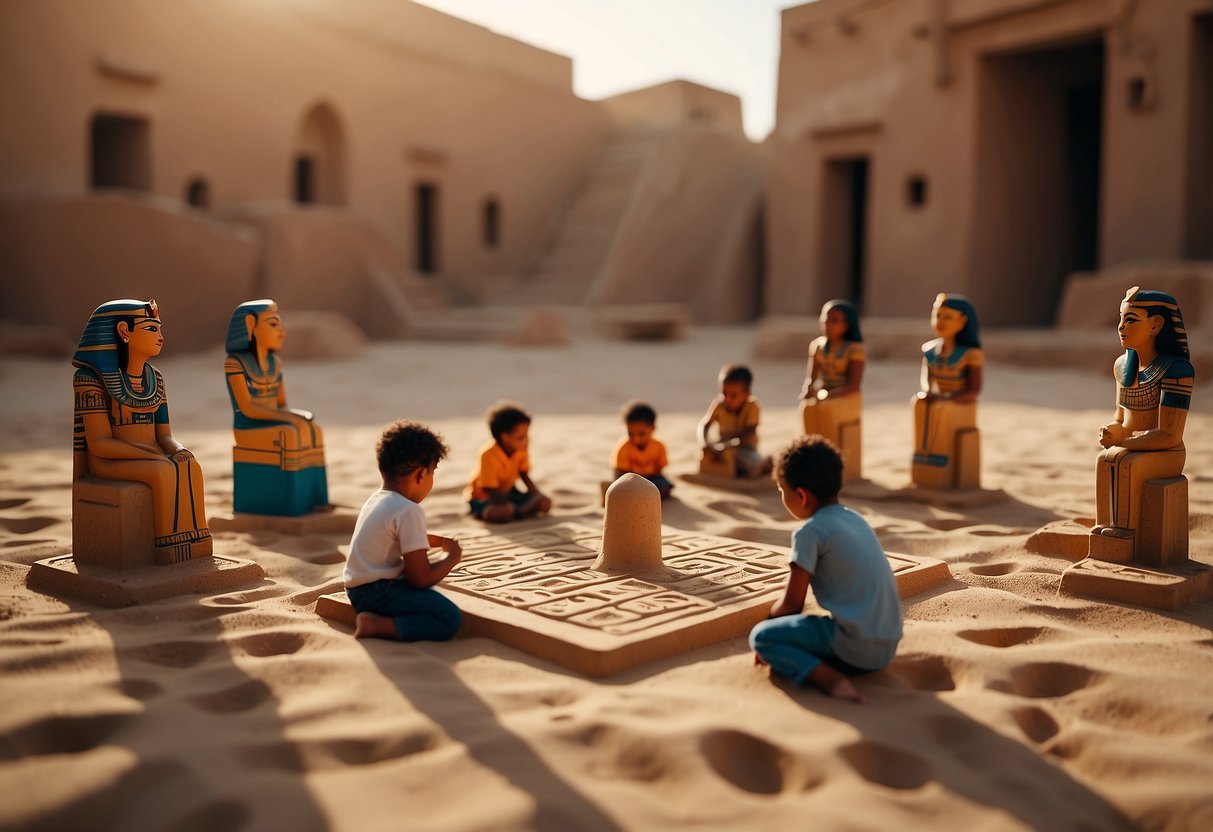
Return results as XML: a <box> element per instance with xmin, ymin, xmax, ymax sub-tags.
<box><xmin>750</xmin><ymin>436</ymin><xmax>902</xmax><ymax>702</ymax></box>
<box><xmin>344</xmin><ymin>420</ymin><xmax>462</xmax><ymax>641</ymax></box>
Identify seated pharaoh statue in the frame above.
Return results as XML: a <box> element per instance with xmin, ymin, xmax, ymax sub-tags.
<box><xmin>1092</xmin><ymin>287</ymin><xmax>1193</xmax><ymax>564</ymax></box>
<box><xmin>911</xmin><ymin>293</ymin><xmax>983</xmax><ymax>490</ymax></box>
<box><xmin>225</xmin><ymin>299</ymin><xmax>329</xmax><ymax>516</ymax></box>
<box><xmin>800</xmin><ymin>299</ymin><xmax>864</xmax><ymax>480</ymax></box>
<box><xmin>72</xmin><ymin>299</ymin><xmax>212</xmax><ymax>565</ymax></box>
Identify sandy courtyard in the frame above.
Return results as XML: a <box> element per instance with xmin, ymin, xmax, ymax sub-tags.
<box><xmin>1</xmin><ymin>323</ymin><xmax>1211</xmax><ymax>831</ymax></box>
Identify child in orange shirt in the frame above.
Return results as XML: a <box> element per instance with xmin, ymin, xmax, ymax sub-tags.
<box><xmin>465</xmin><ymin>401</ymin><xmax>552</xmax><ymax>523</ymax></box>
<box><xmin>613</xmin><ymin>400</ymin><xmax>673</xmax><ymax>498</ymax></box>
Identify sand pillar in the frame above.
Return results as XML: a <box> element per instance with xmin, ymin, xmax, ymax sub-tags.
<box><xmin>596</xmin><ymin>473</ymin><xmax>663</xmax><ymax>572</ymax></box>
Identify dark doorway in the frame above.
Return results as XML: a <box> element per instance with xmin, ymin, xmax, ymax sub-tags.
<box><xmin>1066</xmin><ymin>77</ymin><xmax>1103</xmax><ymax>271</ymax></box>
<box><xmin>973</xmin><ymin>38</ymin><xmax>1104</xmax><ymax>325</ymax></box>
<box><xmin>1186</xmin><ymin>13</ymin><xmax>1213</xmax><ymax>258</ymax></box>
<box><xmin>185</xmin><ymin>177</ymin><xmax>210</xmax><ymax>209</ymax></box>
<box><xmin>483</xmin><ymin>197</ymin><xmax>500</xmax><ymax>249</ymax></box>
<box><xmin>819</xmin><ymin>157</ymin><xmax>869</xmax><ymax>311</ymax></box>
<box><xmin>415</xmin><ymin>183</ymin><xmax>438</xmax><ymax>274</ymax></box>
<box><xmin>294</xmin><ymin>156</ymin><xmax>315</xmax><ymax>205</ymax></box>
<box><xmin>90</xmin><ymin>113</ymin><xmax>151</xmax><ymax>190</ymax></box>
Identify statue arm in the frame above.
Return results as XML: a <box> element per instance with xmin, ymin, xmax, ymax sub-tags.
<box><xmin>81</xmin><ymin>412</ymin><xmax>164</xmax><ymax>461</ymax></box>
<box><xmin>1118</xmin><ymin>405</ymin><xmax>1188</xmax><ymax>451</ymax></box>
<box><xmin>800</xmin><ymin>352</ymin><xmax>820</xmax><ymax>399</ymax></box>
<box><xmin>274</xmin><ymin>378</ymin><xmax>314</xmax><ymax>421</ymax></box>
<box><xmin>949</xmin><ymin>364</ymin><xmax>982</xmax><ymax>404</ymax></box>
<box><xmin>829</xmin><ymin>358</ymin><xmax>865</xmax><ymax>398</ymax></box>
<box><xmin>226</xmin><ymin>371</ymin><xmax>310</xmax><ymax>425</ymax></box>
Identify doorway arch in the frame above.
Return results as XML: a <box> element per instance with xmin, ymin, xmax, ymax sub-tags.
<box><xmin>292</xmin><ymin>101</ymin><xmax>346</xmax><ymax>206</ymax></box>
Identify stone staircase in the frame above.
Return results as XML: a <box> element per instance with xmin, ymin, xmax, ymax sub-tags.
<box><xmin>484</xmin><ymin>128</ymin><xmax>664</xmax><ymax>307</ymax></box>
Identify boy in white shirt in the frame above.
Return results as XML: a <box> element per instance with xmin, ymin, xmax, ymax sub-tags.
<box><xmin>344</xmin><ymin>420</ymin><xmax>462</xmax><ymax>641</ymax></box>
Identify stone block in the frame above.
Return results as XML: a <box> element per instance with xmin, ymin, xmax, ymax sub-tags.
<box><xmin>72</xmin><ymin>478</ymin><xmax>155</xmax><ymax>570</ymax></box>
<box><xmin>1026</xmin><ymin>519</ymin><xmax>1094</xmax><ymax>561</ymax></box>
<box><xmin>1138</xmin><ymin>477</ymin><xmax>1188</xmax><ymax>568</ymax></box>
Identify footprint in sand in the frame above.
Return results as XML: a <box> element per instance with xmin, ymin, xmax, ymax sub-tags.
<box><xmin>118</xmin><ymin>678</ymin><xmax>163</xmax><ymax>701</ymax></box>
<box><xmin>0</xmin><ymin>516</ymin><xmax>59</xmax><ymax>534</ymax></box>
<box><xmin>189</xmin><ymin>679</ymin><xmax>273</xmax><ymax>714</ymax></box>
<box><xmin>837</xmin><ymin>740</ymin><xmax>932</xmax><ymax>790</ymax></box>
<box><xmin>700</xmin><ymin>729</ymin><xmax>825</xmax><ymax>795</ymax></box>
<box><xmin>888</xmin><ymin>653</ymin><xmax>957</xmax><ymax>692</ymax></box>
<box><xmin>957</xmin><ymin>626</ymin><xmax>1052</xmax><ymax>648</ymax></box>
<box><xmin>967</xmin><ymin>561</ymin><xmax>1022</xmax><ymax>577</ymax></box>
<box><xmin>0</xmin><ymin>498</ymin><xmax>31</xmax><ymax>510</ymax></box>
<box><xmin>238</xmin><ymin>730</ymin><xmax>440</xmax><ymax>771</ymax></box>
<box><xmin>230</xmin><ymin>630</ymin><xmax>308</xmax><ymax>658</ymax></box>
<box><xmin>989</xmin><ymin>662</ymin><xmax>1100</xmax><ymax>698</ymax></box>
<box><xmin>3</xmin><ymin>712</ymin><xmax>134</xmax><ymax>757</ymax></box>
<box><xmin>1010</xmin><ymin>705</ymin><xmax>1061</xmax><ymax>743</ymax></box>
<box><xmin>133</xmin><ymin>639</ymin><xmax>219</xmax><ymax>668</ymax></box>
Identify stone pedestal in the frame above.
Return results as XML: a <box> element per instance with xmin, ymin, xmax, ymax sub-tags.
<box><xmin>912</xmin><ymin>427</ymin><xmax>980</xmax><ymax>490</ymax></box>
<box><xmin>72</xmin><ymin>478</ymin><xmax>155</xmax><ymax>570</ymax></box>
<box><xmin>1062</xmin><ymin>476</ymin><xmax>1206</xmax><ymax>610</ymax></box>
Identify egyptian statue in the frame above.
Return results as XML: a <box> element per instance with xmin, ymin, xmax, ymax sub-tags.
<box><xmin>800</xmin><ymin>299</ymin><xmax>864</xmax><ymax>480</ymax></box>
<box><xmin>911</xmin><ymin>293</ymin><xmax>983</xmax><ymax>490</ymax></box>
<box><xmin>72</xmin><ymin>299</ymin><xmax>212</xmax><ymax>564</ymax></box>
<box><xmin>225</xmin><ymin>299</ymin><xmax>329</xmax><ymax>516</ymax></box>
<box><xmin>1092</xmin><ymin>287</ymin><xmax>1193</xmax><ymax>564</ymax></box>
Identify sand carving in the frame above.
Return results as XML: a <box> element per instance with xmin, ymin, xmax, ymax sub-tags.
<box><xmin>225</xmin><ymin>299</ymin><xmax>329</xmax><ymax>517</ymax></box>
<box><xmin>318</xmin><ymin>516</ymin><xmax>949</xmax><ymax>675</ymax></box>
<box><xmin>1060</xmin><ymin>287</ymin><xmax>1209</xmax><ymax>609</ymax></box>
<box><xmin>800</xmin><ymin>299</ymin><xmax>864</xmax><ymax>481</ymax></box>
<box><xmin>912</xmin><ymin>293</ymin><xmax>983</xmax><ymax>490</ymax></box>
<box><xmin>28</xmin><ymin>299</ymin><xmax>262</xmax><ymax>606</ymax></box>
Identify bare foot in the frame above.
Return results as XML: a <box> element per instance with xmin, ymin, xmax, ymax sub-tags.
<box><xmin>807</xmin><ymin>664</ymin><xmax>864</xmax><ymax>703</ymax></box>
<box><xmin>354</xmin><ymin>612</ymin><xmax>399</xmax><ymax>640</ymax></box>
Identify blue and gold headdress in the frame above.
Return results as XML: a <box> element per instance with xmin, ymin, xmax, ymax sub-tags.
<box><xmin>225</xmin><ymin>299</ymin><xmax>277</xmax><ymax>354</ymax></box>
<box><xmin>72</xmin><ymin>298</ymin><xmax>160</xmax><ymax>387</ymax></box>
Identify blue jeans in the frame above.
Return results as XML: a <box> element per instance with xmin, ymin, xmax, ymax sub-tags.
<box><xmin>749</xmin><ymin>614</ymin><xmax>867</xmax><ymax>685</ymax></box>
<box><xmin>346</xmin><ymin>579</ymin><xmax>462</xmax><ymax>642</ymax></box>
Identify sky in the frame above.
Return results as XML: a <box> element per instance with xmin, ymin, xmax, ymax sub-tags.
<box><xmin>411</xmin><ymin>0</ymin><xmax>801</xmax><ymax>142</ymax></box>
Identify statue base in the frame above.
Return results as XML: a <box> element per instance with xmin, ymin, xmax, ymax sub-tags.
<box><xmin>28</xmin><ymin>553</ymin><xmax>265</xmax><ymax>608</ymax></box>
<box><xmin>316</xmin><ymin>522</ymin><xmax>950</xmax><ymax>676</ymax></box>
<box><xmin>1060</xmin><ymin>556</ymin><xmax>1213</xmax><ymax>610</ymax></box>
<box><xmin>209</xmin><ymin>507</ymin><xmax>357</xmax><ymax>536</ymax></box>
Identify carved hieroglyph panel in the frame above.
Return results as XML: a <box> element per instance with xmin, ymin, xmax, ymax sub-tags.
<box><xmin>318</xmin><ymin>522</ymin><xmax>951</xmax><ymax>677</ymax></box>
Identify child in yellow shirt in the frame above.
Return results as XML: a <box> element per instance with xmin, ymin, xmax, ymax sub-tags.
<box><xmin>613</xmin><ymin>400</ymin><xmax>672</xmax><ymax>498</ymax></box>
<box><xmin>465</xmin><ymin>401</ymin><xmax>552</xmax><ymax>523</ymax></box>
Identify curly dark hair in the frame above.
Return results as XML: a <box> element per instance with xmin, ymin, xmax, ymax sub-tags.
<box><xmin>718</xmin><ymin>363</ymin><xmax>753</xmax><ymax>389</ymax></box>
<box><xmin>487</xmin><ymin>401</ymin><xmax>531</xmax><ymax>441</ymax></box>
<box><xmin>776</xmin><ymin>435</ymin><xmax>842</xmax><ymax>504</ymax></box>
<box><xmin>622</xmin><ymin>400</ymin><xmax>657</xmax><ymax>426</ymax></box>
<box><xmin>376</xmin><ymin>420</ymin><xmax>449</xmax><ymax>478</ymax></box>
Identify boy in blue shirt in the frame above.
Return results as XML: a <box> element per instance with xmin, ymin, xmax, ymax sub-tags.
<box><xmin>750</xmin><ymin>435</ymin><xmax>902</xmax><ymax>702</ymax></box>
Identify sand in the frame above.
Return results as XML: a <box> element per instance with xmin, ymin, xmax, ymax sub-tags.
<box><xmin>1</xmin><ymin>322</ymin><xmax>1211</xmax><ymax>831</ymax></box>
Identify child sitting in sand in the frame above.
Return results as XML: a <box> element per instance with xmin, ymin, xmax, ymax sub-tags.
<box><xmin>698</xmin><ymin>363</ymin><xmax>773</xmax><ymax>478</ymax></box>
<box><xmin>344</xmin><ymin>420</ymin><xmax>463</xmax><ymax>642</ymax></box>
<box><xmin>750</xmin><ymin>435</ymin><xmax>902</xmax><ymax>702</ymax></box>
<box><xmin>613</xmin><ymin>400</ymin><xmax>673</xmax><ymax>498</ymax></box>
<box><xmin>466</xmin><ymin>401</ymin><xmax>552</xmax><ymax>523</ymax></box>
